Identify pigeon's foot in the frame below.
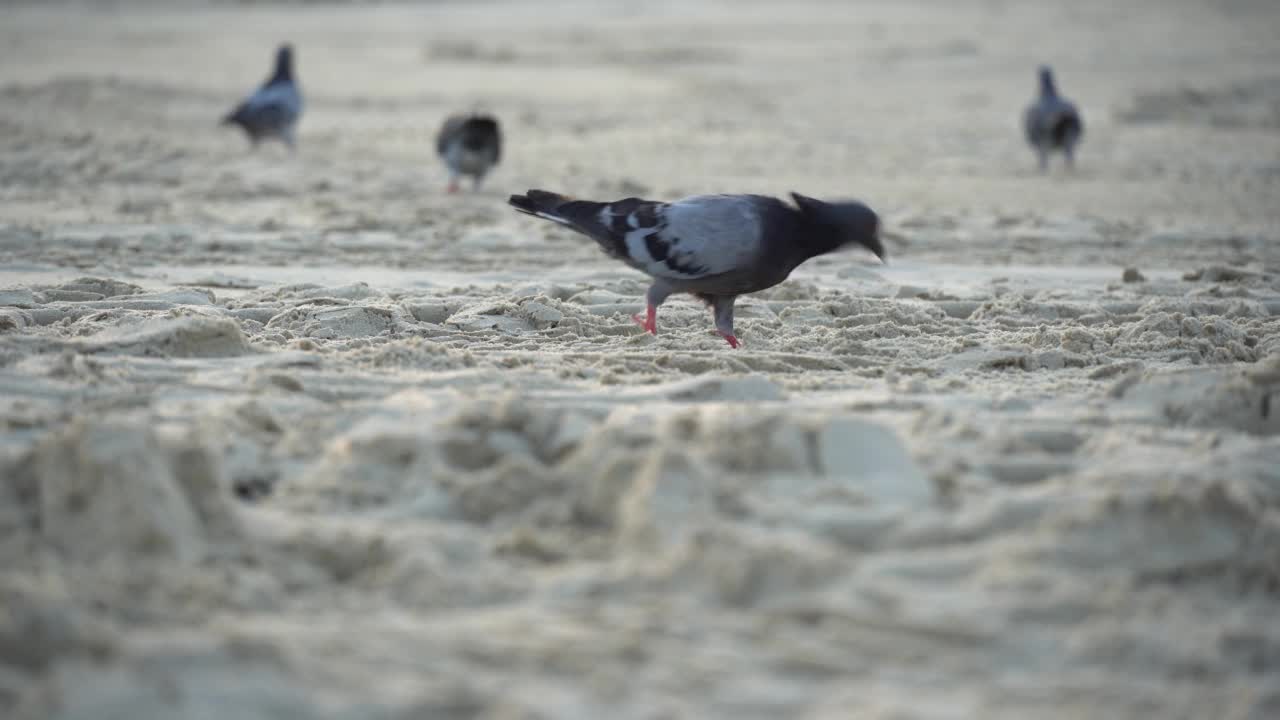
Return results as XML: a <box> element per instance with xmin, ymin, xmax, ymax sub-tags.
<box><xmin>447</xmin><ymin>181</ymin><xmax>460</xmax><ymax>194</ymax></box>
<box><xmin>631</xmin><ymin>305</ymin><xmax>658</xmax><ymax>335</ymax></box>
<box><xmin>717</xmin><ymin>331</ymin><xmax>740</xmax><ymax>349</ymax></box>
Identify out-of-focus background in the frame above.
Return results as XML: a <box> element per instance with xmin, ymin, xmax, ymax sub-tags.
<box><xmin>4</xmin><ymin>0</ymin><xmax>1279</xmax><ymax>231</ymax></box>
<box><xmin>2</xmin><ymin>1</ymin><xmax>1279</xmax><ymax>719</ymax></box>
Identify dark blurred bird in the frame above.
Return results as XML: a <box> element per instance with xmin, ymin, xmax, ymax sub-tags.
<box><xmin>1024</xmin><ymin>65</ymin><xmax>1083</xmax><ymax>171</ymax></box>
<box><xmin>436</xmin><ymin>114</ymin><xmax>502</xmax><ymax>193</ymax></box>
<box><xmin>509</xmin><ymin>190</ymin><xmax>884</xmax><ymax>348</ymax></box>
<box><xmin>222</xmin><ymin>44</ymin><xmax>303</xmax><ymax>150</ymax></box>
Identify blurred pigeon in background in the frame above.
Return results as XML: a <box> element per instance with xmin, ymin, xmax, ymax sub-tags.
<box><xmin>1024</xmin><ymin>65</ymin><xmax>1083</xmax><ymax>171</ymax></box>
<box><xmin>436</xmin><ymin>114</ymin><xmax>502</xmax><ymax>193</ymax></box>
<box><xmin>222</xmin><ymin>44</ymin><xmax>303</xmax><ymax>150</ymax></box>
<box><xmin>509</xmin><ymin>190</ymin><xmax>884</xmax><ymax>348</ymax></box>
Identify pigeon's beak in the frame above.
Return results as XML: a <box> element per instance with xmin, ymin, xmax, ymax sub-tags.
<box><xmin>872</xmin><ymin>220</ymin><xmax>887</xmax><ymax>265</ymax></box>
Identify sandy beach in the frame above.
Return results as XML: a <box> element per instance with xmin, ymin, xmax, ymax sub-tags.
<box><xmin>2</xmin><ymin>0</ymin><xmax>1279</xmax><ymax>717</ymax></box>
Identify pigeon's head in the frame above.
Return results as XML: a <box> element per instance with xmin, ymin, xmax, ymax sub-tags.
<box><xmin>272</xmin><ymin>44</ymin><xmax>295</xmax><ymax>82</ymax></box>
<box><xmin>791</xmin><ymin>193</ymin><xmax>885</xmax><ymax>263</ymax></box>
<box><xmin>1038</xmin><ymin>65</ymin><xmax>1057</xmax><ymax>95</ymax></box>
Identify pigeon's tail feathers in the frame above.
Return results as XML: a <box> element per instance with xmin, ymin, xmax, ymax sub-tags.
<box><xmin>1050</xmin><ymin>111</ymin><xmax>1082</xmax><ymax>146</ymax></box>
<box><xmin>509</xmin><ymin>190</ymin><xmax>598</xmax><ymax>232</ymax></box>
<box><xmin>509</xmin><ymin>190</ymin><xmax>638</xmax><ymax>259</ymax></box>
<box><xmin>509</xmin><ymin>190</ymin><xmax>572</xmax><ymax>223</ymax></box>
<box><xmin>439</xmin><ymin>114</ymin><xmax>501</xmax><ymax>157</ymax></box>
<box><xmin>222</xmin><ymin>106</ymin><xmax>247</xmax><ymax>127</ymax></box>
<box><xmin>461</xmin><ymin>116</ymin><xmax>500</xmax><ymax>145</ymax></box>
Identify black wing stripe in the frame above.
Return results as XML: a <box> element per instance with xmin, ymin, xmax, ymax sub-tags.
<box><xmin>643</xmin><ymin>233</ymin><xmax>668</xmax><ymax>262</ymax></box>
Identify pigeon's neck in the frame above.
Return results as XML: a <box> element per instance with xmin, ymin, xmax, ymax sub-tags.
<box><xmin>794</xmin><ymin>213</ymin><xmax>850</xmax><ymax>261</ymax></box>
<box><xmin>1039</xmin><ymin>75</ymin><xmax>1058</xmax><ymax>99</ymax></box>
<box><xmin>269</xmin><ymin>58</ymin><xmax>293</xmax><ymax>86</ymax></box>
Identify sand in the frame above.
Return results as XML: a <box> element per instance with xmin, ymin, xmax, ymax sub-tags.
<box><xmin>2</xmin><ymin>0</ymin><xmax>1279</xmax><ymax>718</ymax></box>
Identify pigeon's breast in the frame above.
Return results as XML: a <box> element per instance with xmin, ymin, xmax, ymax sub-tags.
<box><xmin>445</xmin><ymin>143</ymin><xmax>496</xmax><ymax>174</ymax></box>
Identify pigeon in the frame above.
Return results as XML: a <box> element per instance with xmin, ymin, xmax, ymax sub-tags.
<box><xmin>508</xmin><ymin>190</ymin><xmax>884</xmax><ymax>348</ymax></box>
<box><xmin>436</xmin><ymin>114</ymin><xmax>502</xmax><ymax>193</ymax></box>
<box><xmin>1023</xmin><ymin>65</ymin><xmax>1083</xmax><ymax>171</ymax></box>
<box><xmin>222</xmin><ymin>44</ymin><xmax>303</xmax><ymax>150</ymax></box>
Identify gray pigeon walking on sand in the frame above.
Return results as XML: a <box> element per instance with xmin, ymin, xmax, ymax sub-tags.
<box><xmin>508</xmin><ymin>190</ymin><xmax>884</xmax><ymax>347</ymax></box>
<box><xmin>1024</xmin><ymin>65</ymin><xmax>1083</xmax><ymax>171</ymax></box>
<box><xmin>222</xmin><ymin>44</ymin><xmax>303</xmax><ymax>150</ymax></box>
<box><xmin>436</xmin><ymin>114</ymin><xmax>502</xmax><ymax>192</ymax></box>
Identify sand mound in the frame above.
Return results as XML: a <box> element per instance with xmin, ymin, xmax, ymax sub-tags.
<box><xmin>47</xmin><ymin>278</ymin><xmax>144</xmax><ymax>299</ymax></box>
<box><xmin>14</xmin><ymin>417</ymin><xmax>241</xmax><ymax>565</ymax></box>
<box><xmin>614</xmin><ymin>375</ymin><xmax>786</xmax><ymax>403</ymax></box>
<box><xmin>0</xmin><ymin>307</ymin><xmax>33</xmax><ymax>331</ymax></box>
<box><xmin>75</xmin><ymin>315</ymin><xmax>252</xmax><ymax>358</ymax></box>
<box><xmin>1112</xmin><ymin>355</ymin><xmax>1280</xmax><ymax>435</ymax></box>
<box><xmin>1114</xmin><ymin>311</ymin><xmax>1257</xmax><ymax>363</ymax></box>
<box><xmin>446</xmin><ymin>301</ymin><xmax>534</xmax><ymax>334</ymax></box>
<box><xmin>1</xmin><ymin>575</ymin><xmax>119</xmax><ymax>720</ymax></box>
<box><xmin>17</xmin><ymin>639</ymin><xmax>386</xmax><ymax>720</ymax></box>
<box><xmin>283</xmin><ymin>389</ymin><xmax>932</xmax><ymax>579</ymax></box>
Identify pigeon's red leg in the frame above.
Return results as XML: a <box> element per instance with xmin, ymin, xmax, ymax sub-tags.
<box><xmin>447</xmin><ymin>180</ymin><xmax>460</xmax><ymax>194</ymax></box>
<box><xmin>631</xmin><ymin>304</ymin><xmax>658</xmax><ymax>335</ymax></box>
<box><xmin>634</xmin><ymin>284</ymin><xmax>671</xmax><ymax>336</ymax></box>
<box><xmin>710</xmin><ymin>295</ymin><xmax>740</xmax><ymax>349</ymax></box>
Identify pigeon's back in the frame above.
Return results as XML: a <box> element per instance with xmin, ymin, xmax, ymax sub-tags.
<box><xmin>228</xmin><ymin>83</ymin><xmax>301</xmax><ymax>135</ymax></box>
<box><xmin>437</xmin><ymin>115</ymin><xmax>501</xmax><ymax>156</ymax></box>
<box><xmin>460</xmin><ymin>116</ymin><xmax>501</xmax><ymax>154</ymax></box>
<box><xmin>663</xmin><ymin>194</ymin><xmax>810</xmax><ymax>294</ymax></box>
<box><xmin>1025</xmin><ymin>98</ymin><xmax>1077</xmax><ymax>145</ymax></box>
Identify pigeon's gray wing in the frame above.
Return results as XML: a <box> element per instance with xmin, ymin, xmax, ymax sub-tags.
<box><xmin>229</xmin><ymin>82</ymin><xmax>301</xmax><ymax>132</ymax></box>
<box><xmin>1054</xmin><ymin>100</ymin><xmax>1083</xmax><ymax>144</ymax></box>
<box><xmin>1024</xmin><ymin>100</ymin><xmax>1057</xmax><ymax>145</ymax></box>
<box><xmin>602</xmin><ymin>194</ymin><xmax>769</xmax><ymax>281</ymax></box>
<box><xmin>1025</xmin><ymin>98</ymin><xmax>1082</xmax><ymax>147</ymax></box>
<box><xmin>436</xmin><ymin>115</ymin><xmax>465</xmax><ymax>156</ymax></box>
